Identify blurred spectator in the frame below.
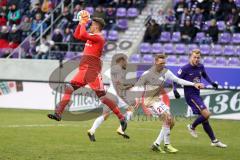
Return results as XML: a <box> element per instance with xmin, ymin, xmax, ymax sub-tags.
<box><xmin>187</xmin><ymin>0</ymin><xmax>200</xmax><ymax>15</ymax></box>
<box><xmin>31</xmin><ymin>3</ymin><xmax>43</xmax><ymax>18</ymax></box>
<box><xmin>118</xmin><ymin>0</ymin><xmax>127</xmax><ymax>8</ymax></box>
<box><xmin>58</xmin><ymin>7</ymin><xmax>73</xmax><ymax>29</ymax></box>
<box><xmin>209</xmin><ymin>0</ymin><xmax>223</xmax><ymax>20</ymax></box>
<box><xmin>191</xmin><ymin>7</ymin><xmax>203</xmax><ymax>33</ymax></box>
<box><xmin>8</xmin><ymin>24</ymin><xmax>22</xmax><ymax>48</ymax></box>
<box><xmin>31</xmin><ymin>13</ymin><xmax>47</xmax><ymax>36</ymax></box>
<box><xmin>105</xmin><ymin>6</ymin><xmax>116</xmax><ymax>30</ymax></box>
<box><xmin>35</xmin><ymin>38</ymin><xmax>54</xmax><ymax>59</ymax></box>
<box><xmin>174</xmin><ymin>0</ymin><xmax>187</xmax><ymax>20</ymax></box>
<box><xmin>93</xmin><ymin>6</ymin><xmax>106</xmax><ymax>20</ymax></box>
<box><xmin>143</xmin><ymin>19</ymin><xmax>161</xmax><ymax>43</ymax></box>
<box><xmin>224</xmin><ymin>0</ymin><xmax>237</xmax><ymax>16</ymax></box>
<box><xmin>225</xmin><ymin>8</ymin><xmax>240</xmax><ymax>33</ymax></box>
<box><xmin>0</xmin><ymin>25</ymin><xmax>9</xmax><ymax>48</ymax></box>
<box><xmin>72</xmin><ymin>4</ymin><xmax>82</xmax><ymax>22</ymax></box>
<box><xmin>180</xmin><ymin>20</ymin><xmax>196</xmax><ymax>43</ymax></box>
<box><xmin>164</xmin><ymin>9</ymin><xmax>176</xmax><ymax>33</ymax></box>
<box><xmin>7</xmin><ymin>4</ymin><xmax>21</xmax><ymax>25</ymax></box>
<box><xmin>0</xmin><ymin>10</ymin><xmax>7</xmax><ymax>26</ymax></box>
<box><xmin>0</xmin><ymin>0</ymin><xmax>7</xmax><ymax>8</ymax></box>
<box><xmin>41</xmin><ymin>0</ymin><xmax>53</xmax><ymax>13</ymax></box>
<box><xmin>152</xmin><ymin>9</ymin><xmax>166</xmax><ymax>27</ymax></box>
<box><xmin>207</xmin><ymin>19</ymin><xmax>219</xmax><ymax>43</ymax></box>
<box><xmin>178</xmin><ymin>8</ymin><xmax>191</xmax><ymax>28</ymax></box>
<box><xmin>20</xmin><ymin>16</ymin><xmax>32</xmax><ymax>40</ymax></box>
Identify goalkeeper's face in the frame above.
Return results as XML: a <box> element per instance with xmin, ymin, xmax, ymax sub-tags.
<box><xmin>155</xmin><ymin>58</ymin><xmax>166</xmax><ymax>72</ymax></box>
<box><xmin>90</xmin><ymin>21</ymin><xmax>99</xmax><ymax>33</ymax></box>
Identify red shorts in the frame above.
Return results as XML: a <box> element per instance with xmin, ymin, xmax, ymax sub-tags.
<box><xmin>70</xmin><ymin>68</ymin><xmax>105</xmax><ymax>91</ymax></box>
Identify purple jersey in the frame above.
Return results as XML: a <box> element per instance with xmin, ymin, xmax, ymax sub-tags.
<box><xmin>177</xmin><ymin>63</ymin><xmax>213</xmax><ymax>97</ymax></box>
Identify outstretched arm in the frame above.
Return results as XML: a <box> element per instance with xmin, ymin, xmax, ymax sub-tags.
<box><xmin>79</xmin><ymin>23</ymin><xmax>103</xmax><ymax>42</ymax></box>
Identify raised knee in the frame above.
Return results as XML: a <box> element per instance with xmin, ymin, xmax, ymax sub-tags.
<box><xmin>65</xmin><ymin>84</ymin><xmax>74</xmax><ymax>94</ymax></box>
<box><xmin>96</xmin><ymin>91</ymin><xmax>106</xmax><ymax>98</ymax></box>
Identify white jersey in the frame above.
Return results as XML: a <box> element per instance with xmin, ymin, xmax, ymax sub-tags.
<box><xmin>132</xmin><ymin>67</ymin><xmax>195</xmax><ymax>107</ymax></box>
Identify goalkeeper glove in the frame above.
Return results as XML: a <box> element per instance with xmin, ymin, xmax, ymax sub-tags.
<box><xmin>79</xmin><ymin>10</ymin><xmax>90</xmax><ymax>24</ymax></box>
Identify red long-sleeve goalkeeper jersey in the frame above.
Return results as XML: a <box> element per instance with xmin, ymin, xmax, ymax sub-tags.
<box><xmin>73</xmin><ymin>24</ymin><xmax>105</xmax><ymax>71</ymax></box>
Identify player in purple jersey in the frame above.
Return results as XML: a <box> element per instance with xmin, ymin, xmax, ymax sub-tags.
<box><xmin>173</xmin><ymin>49</ymin><xmax>227</xmax><ymax>148</ymax></box>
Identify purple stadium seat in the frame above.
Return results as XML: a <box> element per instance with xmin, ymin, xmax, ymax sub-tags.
<box><xmin>85</xmin><ymin>7</ymin><xmax>94</xmax><ymax>15</ymax></box>
<box><xmin>228</xmin><ymin>57</ymin><xmax>240</xmax><ymax>66</ymax></box>
<box><xmin>129</xmin><ymin>54</ymin><xmax>141</xmax><ymax>63</ymax></box>
<box><xmin>204</xmin><ymin>57</ymin><xmax>215</xmax><ymax>65</ymax></box>
<box><xmin>108</xmin><ymin>30</ymin><xmax>118</xmax><ymax>41</ymax></box>
<box><xmin>127</xmin><ymin>8</ymin><xmax>139</xmax><ymax>18</ymax></box>
<box><xmin>175</xmin><ymin>43</ymin><xmax>186</xmax><ymax>54</ymax></box>
<box><xmin>179</xmin><ymin>56</ymin><xmax>188</xmax><ymax>64</ymax></box>
<box><xmin>232</xmin><ymin>33</ymin><xmax>240</xmax><ymax>44</ymax></box>
<box><xmin>236</xmin><ymin>46</ymin><xmax>240</xmax><ymax>55</ymax></box>
<box><xmin>151</xmin><ymin>43</ymin><xmax>163</xmax><ymax>54</ymax></box>
<box><xmin>217</xmin><ymin>21</ymin><xmax>226</xmax><ymax>31</ymax></box>
<box><xmin>116</xmin><ymin>8</ymin><xmax>127</xmax><ymax>17</ymax></box>
<box><xmin>211</xmin><ymin>44</ymin><xmax>222</xmax><ymax>55</ymax></box>
<box><xmin>223</xmin><ymin>45</ymin><xmax>235</xmax><ymax>56</ymax></box>
<box><xmin>171</xmin><ymin>32</ymin><xmax>181</xmax><ymax>42</ymax></box>
<box><xmin>117</xmin><ymin>19</ymin><xmax>128</xmax><ymax>30</ymax></box>
<box><xmin>199</xmin><ymin>44</ymin><xmax>211</xmax><ymax>55</ymax></box>
<box><xmin>160</xmin><ymin>32</ymin><xmax>171</xmax><ymax>42</ymax></box>
<box><xmin>102</xmin><ymin>30</ymin><xmax>107</xmax><ymax>39</ymax></box>
<box><xmin>187</xmin><ymin>44</ymin><xmax>198</xmax><ymax>53</ymax></box>
<box><xmin>202</xmin><ymin>21</ymin><xmax>211</xmax><ymax>31</ymax></box>
<box><xmin>65</xmin><ymin>51</ymin><xmax>76</xmax><ymax>59</ymax></box>
<box><xmin>140</xmin><ymin>42</ymin><xmax>151</xmax><ymax>54</ymax></box>
<box><xmin>219</xmin><ymin>32</ymin><xmax>231</xmax><ymax>44</ymax></box>
<box><xmin>142</xmin><ymin>54</ymin><xmax>154</xmax><ymax>63</ymax></box>
<box><xmin>216</xmin><ymin>57</ymin><xmax>227</xmax><ymax>66</ymax></box>
<box><xmin>166</xmin><ymin>55</ymin><xmax>177</xmax><ymax>64</ymax></box>
<box><xmin>195</xmin><ymin>32</ymin><xmax>205</xmax><ymax>43</ymax></box>
<box><xmin>236</xmin><ymin>0</ymin><xmax>240</xmax><ymax>7</ymax></box>
<box><xmin>163</xmin><ymin>43</ymin><xmax>174</xmax><ymax>54</ymax></box>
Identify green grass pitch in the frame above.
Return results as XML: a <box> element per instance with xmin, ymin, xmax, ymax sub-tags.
<box><xmin>0</xmin><ymin>108</ymin><xmax>239</xmax><ymax>160</ymax></box>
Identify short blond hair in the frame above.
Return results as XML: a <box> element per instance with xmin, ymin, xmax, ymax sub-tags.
<box><xmin>191</xmin><ymin>49</ymin><xmax>201</xmax><ymax>56</ymax></box>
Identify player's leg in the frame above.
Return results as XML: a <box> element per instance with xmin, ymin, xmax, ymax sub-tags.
<box><xmin>88</xmin><ymin>74</ymin><xmax>127</xmax><ymax>131</ymax></box>
<box><xmin>88</xmin><ymin>110</ymin><xmax>110</xmax><ymax>142</ymax></box>
<box><xmin>47</xmin><ymin>71</ymin><xmax>85</xmax><ymax>121</ymax></box>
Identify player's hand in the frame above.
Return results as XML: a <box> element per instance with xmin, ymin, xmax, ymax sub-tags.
<box><xmin>194</xmin><ymin>83</ymin><xmax>205</xmax><ymax>89</ymax></box>
<box><xmin>173</xmin><ymin>90</ymin><xmax>180</xmax><ymax>99</ymax></box>
<box><xmin>212</xmin><ymin>82</ymin><xmax>218</xmax><ymax>90</ymax></box>
<box><xmin>79</xmin><ymin>10</ymin><xmax>90</xmax><ymax>24</ymax></box>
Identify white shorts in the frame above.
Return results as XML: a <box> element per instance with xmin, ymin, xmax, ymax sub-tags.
<box><xmin>147</xmin><ymin>101</ymin><xmax>170</xmax><ymax>117</ymax></box>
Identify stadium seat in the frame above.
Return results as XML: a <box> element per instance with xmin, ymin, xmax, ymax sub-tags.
<box><xmin>166</xmin><ymin>55</ymin><xmax>177</xmax><ymax>64</ymax></box>
<box><xmin>179</xmin><ymin>55</ymin><xmax>188</xmax><ymax>64</ymax></box>
<box><xmin>117</xmin><ymin>19</ymin><xmax>128</xmax><ymax>30</ymax></box>
<box><xmin>195</xmin><ymin>32</ymin><xmax>205</xmax><ymax>43</ymax></box>
<box><xmin>127</xmin><ymin>8</ymin><xmax>139</xmax><ymax>18</ymax></box>
<box><xmin>232</xmin><ymin>33</ymin><xmax>240</xmax><ymax>44</ymax></box>
<box><xmin>140</xmin><ymin>42</ymin><xmax>151</xmax><ymax>54</ymax></box>
<box><xmin>160</xmin><ymin>32</ymin><xmax>171</xmax><ymax>42</ymax></box>
<box><xmin>151</xmin><ymin>43</ymin><xmax>163</xmax><ymax>54</ymax></box>
<box><xmin>85</xmin><ymin>7</ymin><xmax>94</xmax><ymax>15</ymax></box>
<box><xmin>223</xmin><ymin>45</ymin><xmax>235</xmax><ymax>56</ymax></box>
<box><xmin>175</xmin><ymin>43</ymin><xmax>186</xmax><ymax>54</ymax></box>
<box><xmin>171</xmin><ymin>32</ymin><xmax>181</xmax><ymax>43</ymax></box>
<box><xmin>216</xmin><ymin>57</ymin><xmax>227</xmax><ymax>66</ymax></box>
<box><xmin>228</xmin><ymin>57</ymin><xmax>240</xmax><ymax>66</ymax></box>
<box><xmin>203</xmin><ymin>56</ymin><xmax>215</xmax><ymax>65</ymax></box>
<box><xmin>199</xmin><ymin>44</ymin><xmax>211</xmax><ymax>55</ymax></box>
<box><xmin>217</xmin><ymin>21</ymin><xmax>226</xmax><ymax>31</ymax></box>
<box><xmin>102</xmin><ymin>30</ymin><xmax>107</xmax><ymax>39</ymax></box>
<box><xmin>163</xmin><ymin>43</ymin><xmax>174</xmax><ymax>54</ymax></box>
<box><xmin>129</xmin><ymin>54</ymin><xmax>141</xmax><ymax>63</ymax></box>
<box><xmin>202</xmin><ymin>21</ymin><xmax>211</xmax><ymax>31</ymax></box>
<box><xmin>211</xmin><ymin>44</ymin><xmax>222</xmax><ymax>55</ymax></box>
<box><xmin>108</xmin><ymin>30</ymin><xmax>118</xmax><ymax>41</ymax></box>
<box><xmin>187</xmin><ymin>44</ymin><xmax>198</xmax><ymax>53</ymax></box>
<box><xmin>219</xmin><ymin>32</ymin><xmax>231</xmax><ymax>44</ymax></box>
<box><xmin>142</xmin><ymin>54</ymin><xmax>154</xmax><ymax>63</ymax></box>
<box><xmin>116</xmin><ymin>8</ymin><xmax>127</xmax><ymax>17</ymax></box>
<box><xmin>236</xmin><ymin>46</ymin><xmax>240</xmax><ymax>55</ymax></box>
<box><xmin>65</xmin><ymin>51</ymin><xmax>76</xmax><ymax>60</ymax></box>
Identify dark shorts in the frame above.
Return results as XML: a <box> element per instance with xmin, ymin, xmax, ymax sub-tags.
<box><xmin>185</xmin><ymin>95</ymin><xmax>207</xmax><ymax>115</ymax></box>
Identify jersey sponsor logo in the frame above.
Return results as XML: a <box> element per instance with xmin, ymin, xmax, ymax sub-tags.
<box><xmin>85</xmin><ymin>43</ymin><xmax>92</xmax><ymax>47</ymax></box>
<box><xmin>177</xmin><ymin>69</ymin><xmax>182</xmax><ymax>75</ymax></box>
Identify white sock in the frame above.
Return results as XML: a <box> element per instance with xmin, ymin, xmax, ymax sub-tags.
<box><xmin>154</xmin><ymin>127</ymin><xmax>164</xmax><ymax>146</ymax></box>
<box><xmin>89</xmin><ymin>115</ymin><xmax>104</xmax><ymax>134</ymax></box>
<box><xmin>125</xmin><ymin>111</ymin><xmax>133</xmax><ymax>121</ymax></box>
<box><xmin>163</xmin><ymin>126</ymin><xmax>171</xmax><ymax>145</ymax></box>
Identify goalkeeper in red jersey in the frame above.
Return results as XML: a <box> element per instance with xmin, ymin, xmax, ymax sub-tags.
<box><xmin>47</xmin><ymin>10</ymin><xmax>127</xmax><ymax>131</ymax></box>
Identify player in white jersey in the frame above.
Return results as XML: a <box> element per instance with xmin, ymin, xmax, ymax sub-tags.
<box><xmin>87</xmin><ymin>55</ymin><xmax>134</xmax><ymax>141</ymax></box>
<box><xmin>131</xmin><ymin>54</ymin><xmax>204</xmax><ymax>153</ymax></box>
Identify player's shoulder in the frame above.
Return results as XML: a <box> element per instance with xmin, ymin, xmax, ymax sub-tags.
<box><xmin>111</xmin><ymin>65</ymin><xmax>122</xmax><ymax>72</ymax></box>
<box><xmin>198</xmin><ymin>63</ymin><xmax>205</xmax><ymax>69</ymax></box>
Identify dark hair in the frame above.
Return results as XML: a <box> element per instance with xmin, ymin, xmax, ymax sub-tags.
<box><xmin>92</xmin><ymin>17</ymin><xmax>105</xmax><ymax>30</ymax></box>
<box><xmin>155</xmin><ymin>53</ymin><xmax>167</xmax><ymax>61</ymax></box>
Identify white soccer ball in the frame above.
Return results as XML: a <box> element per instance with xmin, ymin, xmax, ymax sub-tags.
<box><xmin>73</xmin><ymin>10</ymin><xmax>90</xmax><ymax>22</ymax></box>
